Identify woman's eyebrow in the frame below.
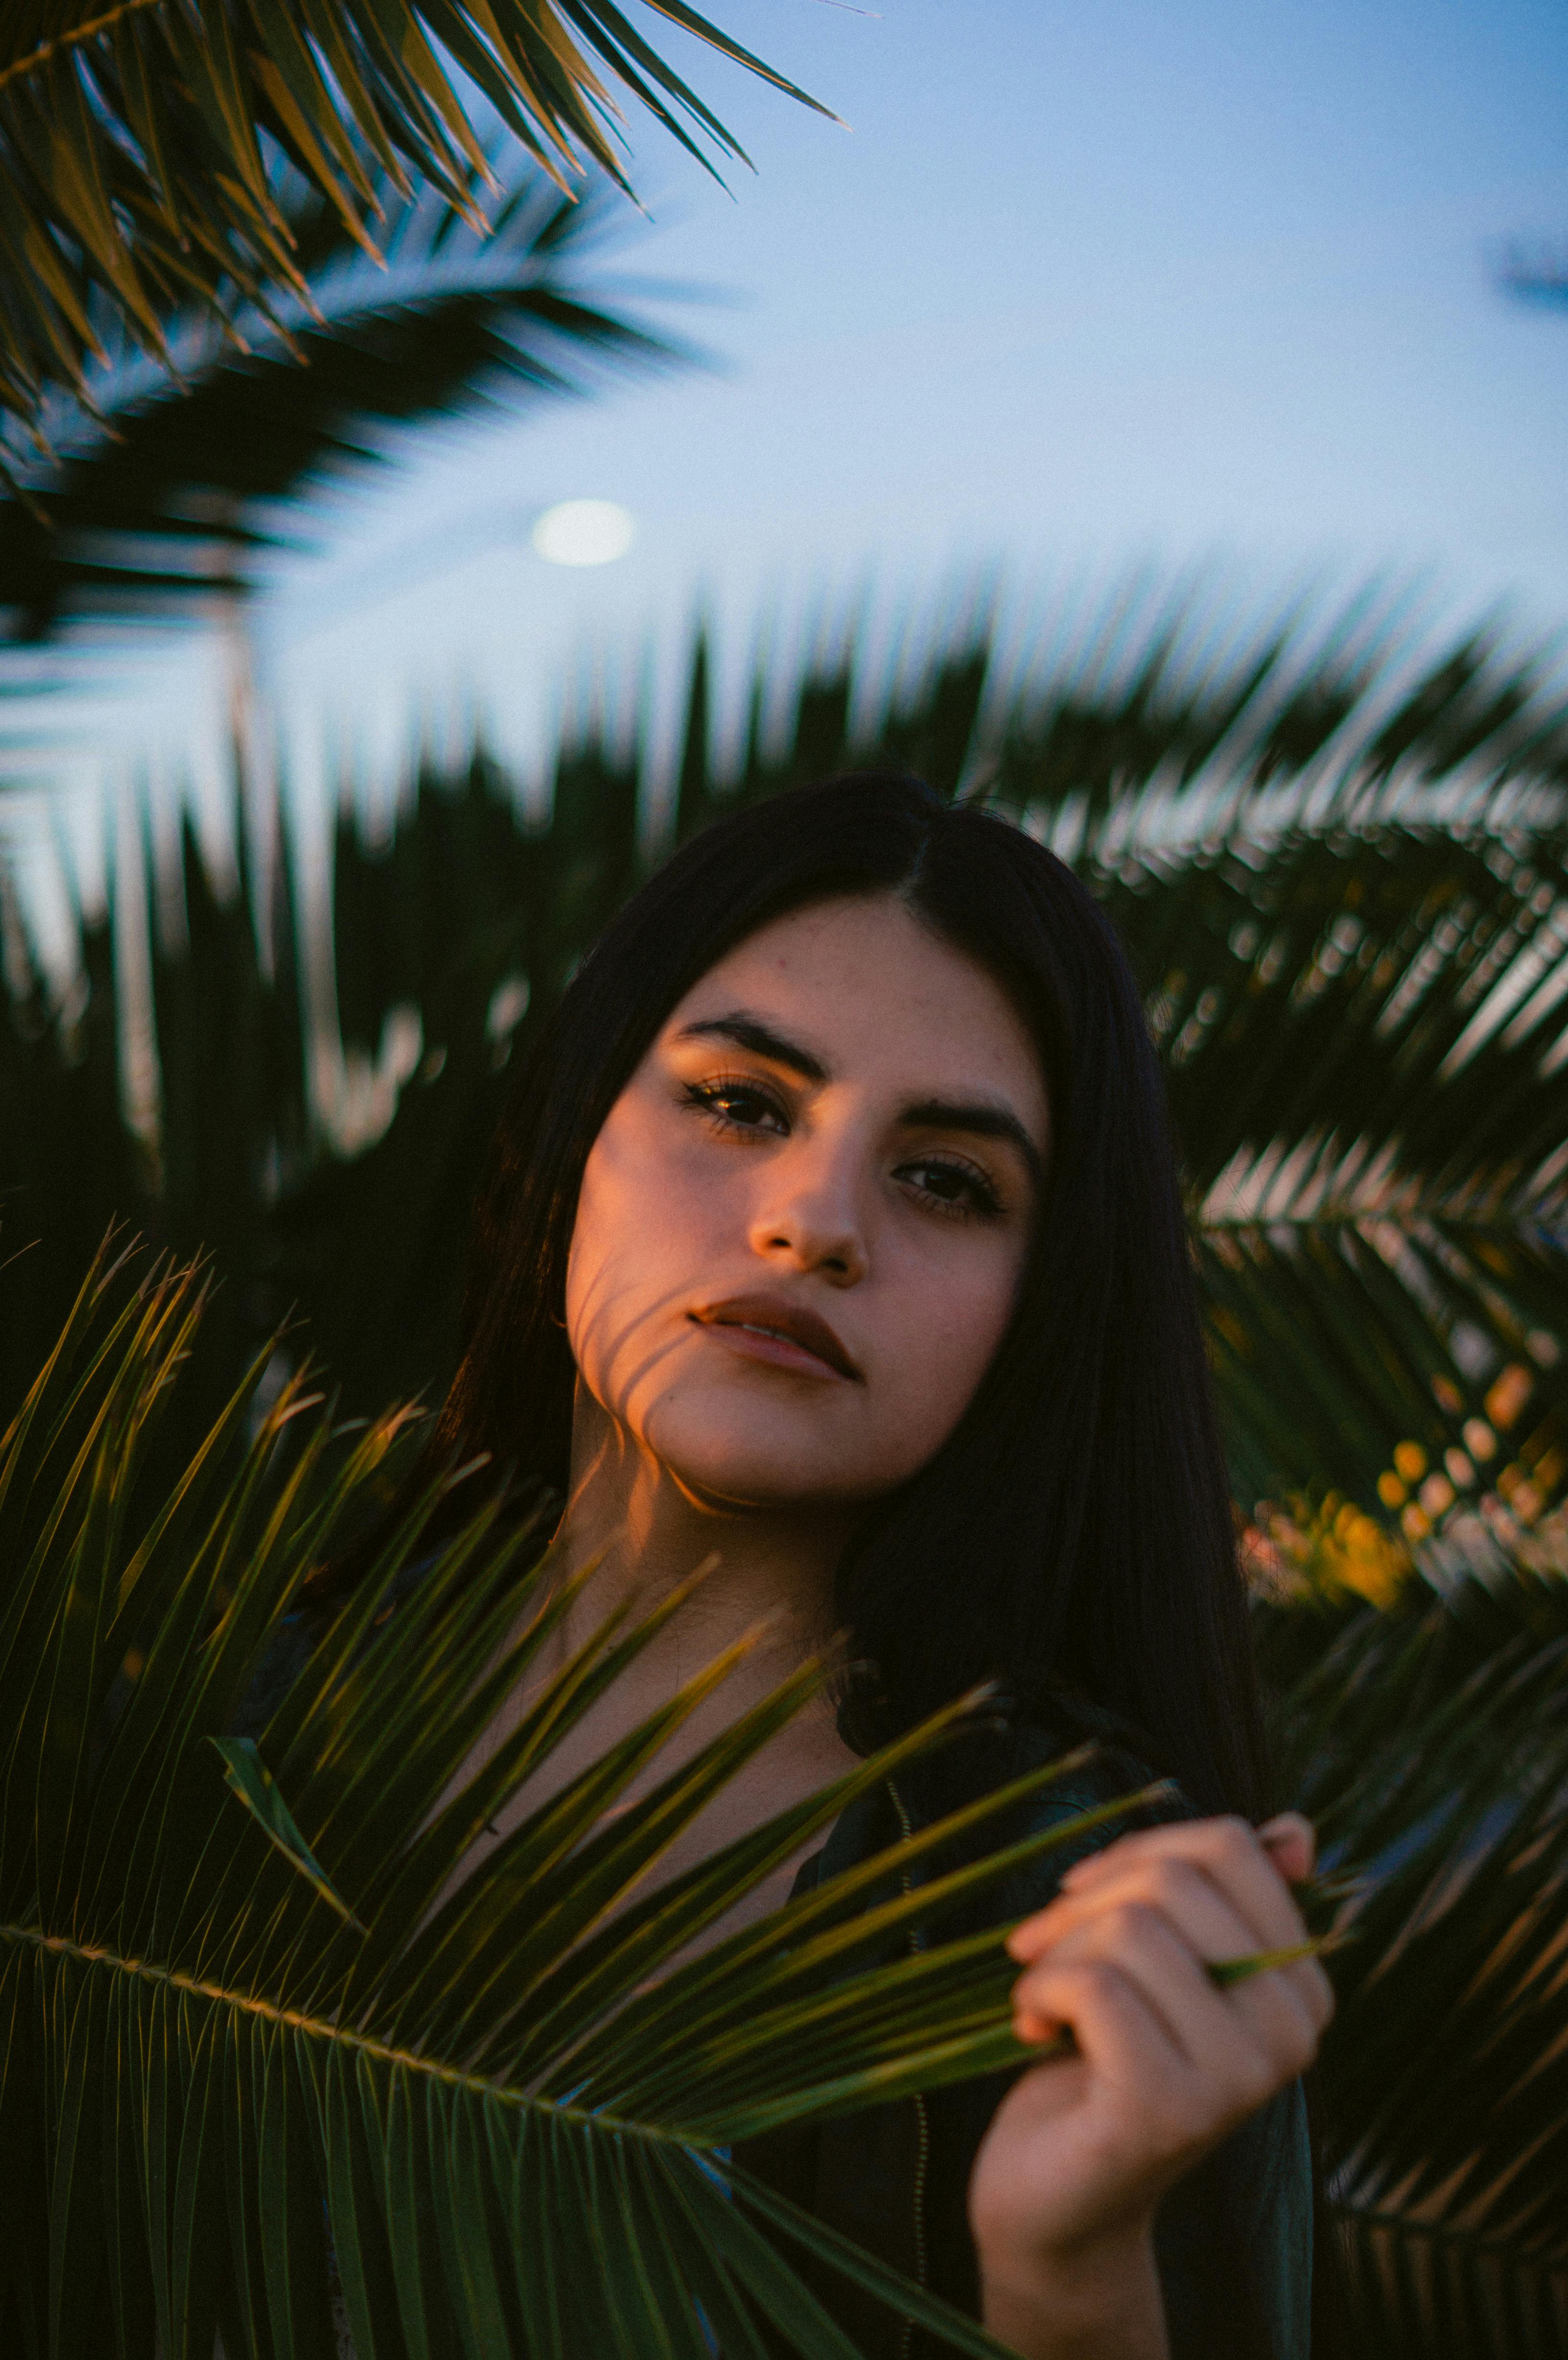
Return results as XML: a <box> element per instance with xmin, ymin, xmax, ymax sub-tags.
<box><xmin>675</xmin><ymin>1019</ymin><xmax>1044</xmax><ymax>1181</ymax></box>
<box><xmin>675</xmin><ymin>1011</ymin><xmax>829</xmax><ymax>1082</ymax></box>
<box><xmin>898</xmin><ymin>1097</ymin><xmax>1045</xmax><ymax>1186</ymax></box>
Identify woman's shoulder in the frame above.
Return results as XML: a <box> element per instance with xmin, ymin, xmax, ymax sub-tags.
<box><xmin>809</xmin><ymin>1690</ymin><xmax>1191</xmax><ymax>1931</ymax></box>
<box><xmin>928</xmin><ymin>1693</ymin><xmax>1192</xmax><ymax>1926</ymax></box>
<box><xmin>1002</xmin><ymin>1688</ymin><xmax>1185</xmax><ymax>1809</ymax></box>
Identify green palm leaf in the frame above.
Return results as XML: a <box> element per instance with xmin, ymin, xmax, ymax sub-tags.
<box><xmin>0</xmin><ymin>1</ymin><xmax>828</xmax><ymax>455</ymax></box>
<box><xmin>2</xmin><ymin>1238</ymin><xmax>1202</xmax><ymax>2358</ymax></box>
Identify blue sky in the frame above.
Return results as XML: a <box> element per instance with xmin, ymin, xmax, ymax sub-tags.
<box><xmin>18</xmin><ymin>0</ymin><xmax>1568</xmax><ymax>862</ymax></box>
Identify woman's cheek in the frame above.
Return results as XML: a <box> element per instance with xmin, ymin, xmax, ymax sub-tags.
<box><xmin>566</xmin><ymin>1110</ymin><xmax>684</xmax><ymax>1340</ymax></box>
<box><xmin>879</xmin><ymin>1254</ymin><xmax>1017</xmax><ymax>1457</ymax></box>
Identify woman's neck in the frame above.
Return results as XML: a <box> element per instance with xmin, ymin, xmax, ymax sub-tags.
<box><xmin>551</xmin><ymin>1384</ymin><xmax>858</xmax><ymax>1708</ymax></box>
<box><xmin>447</xmin><ymin>1386</ymin><xmax>864</xmax><ymax>1948</ymax></box>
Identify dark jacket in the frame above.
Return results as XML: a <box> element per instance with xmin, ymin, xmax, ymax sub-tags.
<box><xmin>735</xmin><ymin>1707</ymin><xmax>1312</xmax><ymax>2360</ymax></box>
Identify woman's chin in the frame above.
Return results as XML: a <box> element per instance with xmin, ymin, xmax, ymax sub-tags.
<box><xmin>629</xmin><ymin>1372</ymin><xmax>926</xmax><ymax>1515</ymax></box>
<box><xmin>664</xmin><ymin>1455</ymin><xmax>860</xmax><ymax>1517</ymax></box>
<box><xmin>643</xmin><ymin>1417</ymin><xmax>879</xmax><ymax>1518</ymax></box>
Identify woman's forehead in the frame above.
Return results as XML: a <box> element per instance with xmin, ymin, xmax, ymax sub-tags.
<box><xmin>664</xmin><ymin>895</ymin><xmax>1048</xmax><ymax>1122</ymax></box>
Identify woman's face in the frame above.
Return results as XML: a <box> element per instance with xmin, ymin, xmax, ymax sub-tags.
<box><xmin>564</xmin><ymin>893</ymin><xmax>1049</xmax><ymax>1513</ymax></box>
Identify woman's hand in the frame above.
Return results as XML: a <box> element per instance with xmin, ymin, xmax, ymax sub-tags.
<box><xmin>968</xmin><ymin>1812</ymin><xmax>1332</xmax><ymax>2360</ymax></box>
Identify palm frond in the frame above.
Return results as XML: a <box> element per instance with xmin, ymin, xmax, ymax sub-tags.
<box><xmin>1263</xmin><ymin>1573</ymin><xmax>1568</xmax><ymax>2355</ymax></box>
<box><xmin>983</xmin><ymin>585</ymin><xmax>1568</xmax><ymax>841</ymax></box>
<box><xmin>1090</xmin><ymin>821</ymin><xmax>1568</xmax><ymax>1558</ymax></box>
<box><xmin>0</xmin><ymin>155</ymin><xmax>693</xmax><ymax>641</ymax></box>
<box><xmin>0</xmin><ymin>0</ymin><xmax>827</xmax><ymax>454</ymax></box>
<box><xmin>1</xmin><ymin>1238</ymin><xmax>1188</xmax><ymax>2358</ymax></box>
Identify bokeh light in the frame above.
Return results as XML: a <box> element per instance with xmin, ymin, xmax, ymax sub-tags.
<box><xmin>530</xmin><ymin>500</ymin><xmax>636</xmax><ymax>567</ymax></box>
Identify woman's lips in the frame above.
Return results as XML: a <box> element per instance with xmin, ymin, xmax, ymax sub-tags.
<box><xmin>689</xmin><ymin>1295</ymin><xmax>862</xmax><ymax>1382</ymax></box>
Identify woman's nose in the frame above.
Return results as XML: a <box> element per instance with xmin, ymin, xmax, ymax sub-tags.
<box><xmin>747</xmin><ymin>1158</ymin><xmax>869</xmax><ymax>1285</ymax></box>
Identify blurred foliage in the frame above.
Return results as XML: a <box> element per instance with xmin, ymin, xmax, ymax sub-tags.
<box><xmin>0</xmin><ymin>0</ymin><xmax>822</xmax><ymax>467</ymax></box>
<box><xmin>0</xmin><ymin>152</ymin><xmax>692</xmax><ymax>643</ymax></box>
<box><xmin>4</xmin><ymin>583</ymin><xmax>1568</xmax><ymax>2347</ymax></box>
<box><xmin>1261</xmin><ymin>1569</ymin><xmax>1568</xmax><ymax>2354</ymax></box>
<box><xmin>1244</xmin><ymin>1495</ymin><xmax>1414</xmax><ymax>1612</ymax></box>
<box><xmin>10</xmin><ymin>586</ymin><xmax>1568</xmax><ymax>1578</ymax></box>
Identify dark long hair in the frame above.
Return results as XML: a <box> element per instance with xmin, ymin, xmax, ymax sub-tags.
<box><xmin>416</xmin><ymin>771</ymin><xmax>1266</xmax><ymax>1820</ymax></box>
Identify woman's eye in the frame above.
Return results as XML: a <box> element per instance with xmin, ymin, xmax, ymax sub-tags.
<box><xmin>898</xmin><ymin>1158</ymin><xmax>1002</xmax><ymax>1219</ymax></box>
<box><xmin>684</xmin><ymin>1079</ymin><xmax>789</xmax><ymax>1136</ymax></box>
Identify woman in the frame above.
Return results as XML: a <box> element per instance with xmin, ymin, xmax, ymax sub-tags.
<box><xmin>389</xmin><ymin>773</ymin><xmax>1332</xmax><ymax>2357</ymax></box>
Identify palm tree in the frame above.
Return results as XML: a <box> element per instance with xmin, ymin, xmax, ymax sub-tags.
<box><xmin>0</xmin><ymin>0</ymin><xmax>824</xmax><ymax>469</ymax></box>
<box><xmin>6</xmin><ymin>580</ymin><xmax>1568</xmax><ymax>2352</ymax></box>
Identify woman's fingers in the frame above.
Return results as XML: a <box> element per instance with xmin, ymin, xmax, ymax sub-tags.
<box><xmin>1010</xmin><ymin>1903</ymin><xmax>1321</xmax><ymax>2144</ymax></box>
<box><xmin>1257</xmin><ymin>1810</ymin><xmax>1316</xmax><ymax>1884</ymax></box>
<box><xmin>972</xmin><ymin>1816</ymin><xmax>1335</xmax><ymax>2281</ymax></box>
<box><xmin>1012</xmin><ymin>1893</ymin><xmax>1326</xmax><ymax>2084</ymax></box>
<box><xmin>1004</xmin><ymin>1814</ymin><xmax>1335</xmax><ymax>2063</ymax></box>
<box><xmin>1012</xmin><ymin>1815</ymin><xmax>1311</xmax><ymax>1961</ymax></box>
<box><xmin>1034</xmin><ymin>1851</ymin><xmax>1274</xmax><ymax>1964</ymax></box>
<box><xmin>1013</xmin><ymin>1900</ymin><xmax>1230</xmax><ymax>2056</ymax></box>
<box><xmin>1013</xmin><ymin>1902</ymin><xmax>1197</xmax><ymax>2055</ymax></box>
<box><xmin>1062</xmin><ymin>1816</ymin><xmax>1310</xmax><ymax>1934</ymax></box>
<box><xmin>1010</xmin><ymin>1946</ymin><xmax>1204</xmax><ymax>2102</ymax></box>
